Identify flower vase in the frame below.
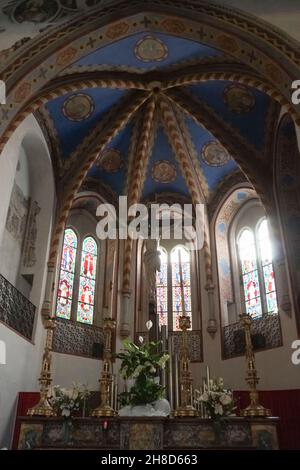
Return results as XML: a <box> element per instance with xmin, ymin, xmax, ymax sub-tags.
<box><xmin>212</xmin><ymin>418</ymin><xmax>228</xmax><ymax>446</ymax></box>
<box><xmin>62</xmin><ymin>418</ymin><xmax>73</xmax><ymax>446</ymax></box>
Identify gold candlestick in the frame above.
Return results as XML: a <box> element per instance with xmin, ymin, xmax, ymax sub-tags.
<box><xmin>174</xmin><ymin>315</ymin><xmax>198</xmax><ymax>417</ymax></box>
<box><xmin>239</xmin><ymin>313</ymin><xmax>271</xmax><ymax>417</ymax></box>
<box><xmin>27</xmin><ymin>318</ymin><xmax>57</xmax><ymax>416</ymax></box>
<box><xmin>91</xmin><ymin>318</ymin><xmax>117</xmax><ymax>417</ymax></box>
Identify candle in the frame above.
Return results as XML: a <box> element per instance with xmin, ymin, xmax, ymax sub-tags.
<box><xmin>206</xmin><ymin>365</ymin><xmax>210</xmax><ymax>391</ymax></box>
<box><xmin>174</xmin><ymin>353</ymin><xmax>179</xmax><ymax>408</ymax></box>
<box><xmin>109</xmin><ymin>247</ymin><xmax>117</xmax><ymax>318</ymax></box>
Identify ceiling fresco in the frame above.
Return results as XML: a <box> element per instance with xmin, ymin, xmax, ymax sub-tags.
<box><xmin>37</xmin><ymin>31</ymin><xmax>280</xmax><ymax>204</ymax></box>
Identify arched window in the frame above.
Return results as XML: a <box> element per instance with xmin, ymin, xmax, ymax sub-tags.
<box><xmin>257</xmin><ymin>219</ymin><xmax>278</xmax><ymax>314</ymax></box>
<box><xmin>238</xmin><ymin>218</ymin><xmax>278</xmax><ymax>318</ymax></box>
<box><xmin>156</xmin><ymin>245</ymin><xmax>192</xmax><ymax>331</ymax></box>
<box><xmin>156</xmin><ymin>247</ymin><xmax>168</xmax><ymax>328</ymax></box>
<box><xmin>56</xmin><ymin>229</ymin><xmax>98</xmax><ymax>324</ymax></box>
<box><xmin>77</xmin><ymin>236</ymin><xmax>97</xmax><ymax>324</ymax></box>
<box><xmin>238</xmin><ymin>228</ymin><xmax>262</xmax><ymax>318</ymax></box>
<box><xmin>56</xmin><ymin>228</ymin><xmax>77</xmax><ymax>319</ymax></box>
<box><xmin>171</xmin><ymin>246</ymin><xmax>192</xmax><ymax>331</ymax></box>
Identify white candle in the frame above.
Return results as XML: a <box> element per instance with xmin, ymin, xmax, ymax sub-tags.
<box><xmin>206</xmin><ymin>366</ymin><xmax>210</xmax><ymax>392</ymax></box>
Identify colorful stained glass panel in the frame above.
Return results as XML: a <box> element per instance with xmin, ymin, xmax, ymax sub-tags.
<box><xmin>64</xmin><ymin>228</ymin><xmax>77</xmax><ymax>248</ymax></box>
<box><xmin>56</xmin><ymin>298</ymin><xmax>72</xmax><ymax>320</ymax></box>
<box><xmin>82</xmin><ymin>236</ymin><xmax>97</xmax><ymax>254</ymax></box>
<box><xmin>245</xmin><ymin>299</ymin><xmax>262</xmax><ymax>318</ymax></box>
<box><xmin>156</xmin><ymin>263</ymin><xmax>167</xmax><ymax>285</ymax></box>
<box><xmin>80</xmin><ymin>251</ymin><xmax>97</xmax><ymax>279</ymax></box>
<box><xmin>238</xmin><ymin>229</ymin><xmax>257</xmax><ymax>274</ymax></box>
<box><xmin>156</xmin><ymin>249</ymin><xmax>168</xmax><ymax>328</ymax></box>
<box><xmin>56</xmin><ymin>228</ymin><xmax>77</xmax><ymax>319</ymax></box>
<box><xmin>243</xmin><ymin>270</ymin><xmax>260</xmax><ymax>300</ymax></box>
<box><xmin>258</xmin><ymin>219</ymin><xmax>272</xmax><ymax>265</ymax></box>
<box><xmin>61</xmin><ymin>245</ymin><xmax>76</xmax><ymax>272</ymax></box>
<box><xmin>77</xmin><ymin>236</ymin><xmax>97</xmax><ymax>324</ymax></box>
<box><xmin>266</xmin><ymin>292</ymin><xmax>278</xmax><ymax>314</ymax></box>
<box><xmin>77</xmin><ymin>303</ymin><xmax>94</xmax><ymax>324</ymax></box>
<box><xmin>58</xmin><ymin>271</ymin><xmax>74</xmax><ymax>299</ymax></box>
<box><xmin>78</xmin><ymin>278</ymin><xmax>95</xmax><ymax>306</ymax></box>
<box><xmin>263</xmin><ymin>264</ymin><xmax>275</xmax><ymax>294</ymax></box>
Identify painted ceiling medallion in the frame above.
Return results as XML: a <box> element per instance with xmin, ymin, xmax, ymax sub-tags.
<box><xmin>223</xmin><ymin>84</ymin><xmax>255</xmax><ymax>113</ymax></box>
<box><xmin>152</xmin><ymin>160</ymin><xmax>176</xmax><ymax>184</ymax></box>
<box><xmin>96</xmin><ymin>149</ymin><xmax>123</xmax><ymax>173</ymax></box>
<box><xmin>134</xmin><ymin>35</ymin><xmax>168</xmax><ymax>62</ymax></box>
<box><xmin>202</xmin><ymin>142</ymin><xmax>231</xmax><ymax>167</ymax></box>
<box><xmin>62</xmin><ymin>93</ymin><xmax>94</xmax><ymax>122</ymax></box>
<box><xmin>12</xmin><ymin>0</ymin><xmax>60</xmax><ymax>24</ymax></box>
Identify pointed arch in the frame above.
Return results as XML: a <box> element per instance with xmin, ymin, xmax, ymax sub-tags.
<box><xmin>56</xmin><ymin>227</ymin><xmax>78</xmax><ymax>319</ymax></box>
<box><xmin>77</xmin><ymin>235</ymin><xmax>98</xmax><ymax>324</ymax></box>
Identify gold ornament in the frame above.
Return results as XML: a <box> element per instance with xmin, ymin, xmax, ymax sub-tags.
<box><xmin>91</xmin><ymin>318</ymin><xmax>117</xmax><ymax>417</ymax></box>
<box><xmin>27</xmin><ymin>318</ymin><xmax>57</xmax><ymax>416</ymax></box>
<box><xmin>240</xmin><ymin>313</ymin><xmax>271</xmax><ymax>417</ymax></box>
<box><xmin>174</xmin><ymin>316</ymin><xmax>198</xmax><ymax>417</ymax></box>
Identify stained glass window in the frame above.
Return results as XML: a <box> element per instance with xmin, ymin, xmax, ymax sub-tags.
<box><xmin>258</xmin><ymin>219</ymin><xmax>278</xmax><ymax>314</ymax></box>
<box><xmin>56</xmin><ymin>228</ymin><xmax>77</xmax><ymax>319</ymax></box>
<box><xmin>156</xmin><ymin>248</ymin><xmax>168</xmax><ymax>328</ymax></box>
<box><xmin>171</xmin><ymin>246</ymin><xmax>192</xmax><ymax>331</ymax></box>
<box><xmin>77</xmin><ymin>236</ymin><xmax>97</xmax><ymax>324</ymax></box>
<box><xmin>238</xmin><ymin>229</ymin><xmax>262</xmax><ymax>318</ymax></box>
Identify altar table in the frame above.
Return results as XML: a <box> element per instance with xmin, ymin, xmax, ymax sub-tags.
<box><xmin>16</xmin><ymin>416</ymin><xmax>279</xmax><ymax>450</ymax></box>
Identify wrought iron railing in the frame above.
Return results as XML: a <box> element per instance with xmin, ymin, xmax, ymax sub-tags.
<box><xmin>223</xmin><ymin>313</ymin><xmax>282</xmax><ymax>359</ymax></box>
<box><xmin>53</xmin><ymin>318</ymin><xmax>104</xmax><ymax>359</ymax></box>
<box><xmin>0</xmin><ymin>274</ymin><xmax>36</xmax><ymax>340</ymax></box>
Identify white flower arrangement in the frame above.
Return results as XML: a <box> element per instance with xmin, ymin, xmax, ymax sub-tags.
<box><xmin>197</xmin><ymin>378</ymin><xmax>235</xmax><ymax>420</ymax></box>
<box><xmin>48</xmin><ymin>383</ymin><xmax>90</xmax><ymax>417</ymax></box>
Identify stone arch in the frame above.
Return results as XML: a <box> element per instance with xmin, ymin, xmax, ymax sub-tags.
<box><xmin>1</xmin><ymin>0</ymin><xmax>300</xmax><ymax>152</ymax></box>
<box><xmin>212</xmin><ymin>185</ymin><xmax>257</xmax><ymax>326</ymax></box>
<box><xmin>275</xmin><ymin>113</ymin><xmax>300</xmax><ymax>333</ymax></box>
<box><xmin>1</xmin><ymin>0</ymin><xmax>300</xmax><ymax>319</ymax></box>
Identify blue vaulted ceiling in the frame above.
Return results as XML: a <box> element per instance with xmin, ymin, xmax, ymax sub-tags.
<box><xmin>46</xmin><ymin>88</ymin><xmax>125</xmax><ymax>158</ymax></box>
<box><xmin>42</xmin><ymin>32</ymin><xmax>278</xmax><ymax>202</ymax></box>
<box><xmin>88</xmin><ymin>122</ymin><xmax>133</xmax><ymax>195</ymax></box>
<box><xmin>189</xmin><ymin>81</ymin><xmax>271</xmax><ymax>152</ymax></box>
<box><xmin>73</xmin><ymin>32</ymin><xmax>221</xmax><ymax>71</ymax></box>
<box><xmin>142</xmin><ymin>125</ymin><xmax>191</xmax><ymax>199</ymax></box>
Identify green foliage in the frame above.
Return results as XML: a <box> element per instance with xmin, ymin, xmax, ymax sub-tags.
<box><xmin>116</xmin><ymin>339</ymin><xmax>169</xmax><ymax>406</ymax></box>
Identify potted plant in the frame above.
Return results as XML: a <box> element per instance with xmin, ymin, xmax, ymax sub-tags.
<box><xmin>116</xmin><ymin>339</ymin><xmax>170</xmax><ymax>416</ymax></box>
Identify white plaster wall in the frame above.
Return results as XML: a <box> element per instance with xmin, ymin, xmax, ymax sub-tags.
<box><xmin>0</xmin><ymin>114</ymin><xmax>55</xmax><ymax>448</ymax></box>
<box><xmin>0</xmin><ymin>143</ymin><xmax>27</xmax><ymax>288</ymax></box>
<box><xmin>52</xmin><ymin>353</ymin><xmax>100</xmax><ymax>390</ymax></box>
<box><xmin>196</xmin><ymin>308</ymin><xmax>300</xmax><ymax>391</ymax></box>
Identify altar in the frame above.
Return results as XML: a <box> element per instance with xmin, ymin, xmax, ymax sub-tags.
<box><xmin>16</xmin><ymin>416</ymin><xmax>279</xmax><ymax>450</ymax></box>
